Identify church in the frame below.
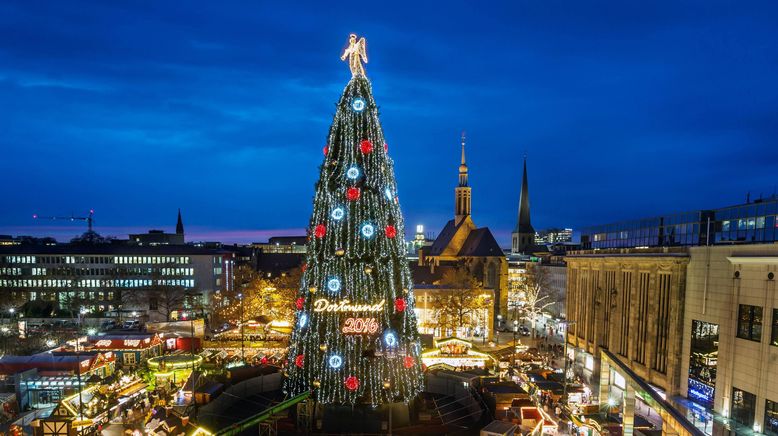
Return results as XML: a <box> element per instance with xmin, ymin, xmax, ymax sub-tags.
<box><xmin>412</xmin><ymin>134</ymin><xmax>509</xmax><ymax>338</ymax></box>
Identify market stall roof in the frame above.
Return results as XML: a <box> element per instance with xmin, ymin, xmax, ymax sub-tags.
<box><xmin>533</xmin><ymin>380</ymin><xmax>564</xmax><ymax>394</ymax></box>
<box><xmin>483</xmin><ymin>381</ymin><xmax>527</xmax><ymax>395</ymax></box>
<box><xmin>481</xmin><ymin>420</ymin><xmax>518</xmax><ymax>435</ymax></box>
<box><xmin>0</xmin><ymin>354</ymin><xmax>110</xmax><ymax>375</ymax></box>
<box><xmin>87</xmin><ymin>334</ymin><xmax>162</xmax><ymax>350</ymax></box>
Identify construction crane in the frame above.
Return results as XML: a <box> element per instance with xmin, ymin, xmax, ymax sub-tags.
<box><xmin>33</xmin><ymin>209</ymin><xmax>95</xmax><ymax>233</ymax></box>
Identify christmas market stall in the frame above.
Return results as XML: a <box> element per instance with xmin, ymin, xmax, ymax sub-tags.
<box><xmin>420</xmin><ymin>338</ymin><xmax>497</xmax><ymax>370</ymax></box>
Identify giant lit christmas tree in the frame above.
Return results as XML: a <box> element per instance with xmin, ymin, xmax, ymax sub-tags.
<box><xmin>284</xmin><ymin>34</ymin><xmax>424</xmax><ymax>406</ymax></box>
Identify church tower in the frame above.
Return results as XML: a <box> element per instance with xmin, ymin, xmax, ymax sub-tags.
<box><xmin>511</xmin><ymin>157</ymin><xmax>535</xmax><ymax>254</ymax></box>
<box><xmin>454</xmin><ymin>132</ymin><xmax>471</xmax><ymax>225</ymax></box>
<box><xmin>176</xmin><ymin>208</ymin><xmax>185</xmax><ymax>236</ymax></box>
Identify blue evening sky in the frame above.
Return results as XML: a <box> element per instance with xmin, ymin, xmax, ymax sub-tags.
<box><xmin>1</xmin><ymin>1</ymin><xmax>777</xmax><ymax>244</ymax></box>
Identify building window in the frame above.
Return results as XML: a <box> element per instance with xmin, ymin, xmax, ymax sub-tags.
<box><xmin>732</xmin><ymin>387</ymin><xmax>756</xmax><ymax>427</ymax></box>
<box><xmin>737</xmin><ymin>304</ymin><xmax>763</xmax><ymax>342</ymax></box>
<box><xmin>772</xmin><ymin>309</ymin><xmax>778</xmax><ymax>347</ymax></box>
<box><xmin>766</xmin><ymin>399</ymin><xmax>778</xmax><ymax>436</ymax></box>
<box><xmin>123</xmin><ymin>353</ymin><xmax>137</xmax><ymax>366</ymax></box>
<box><xmin>688</xmin><ymin>320</ymin><xmax>718</xmax><ymax>407</ymax></box>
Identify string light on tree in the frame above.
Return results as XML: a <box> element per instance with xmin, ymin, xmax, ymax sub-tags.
<box><xmin>385</xmin><ymin>225</ymin><xmax>397</xmax><ymax>238</ymax></box>
<box><xmin>331</xmin><ymin>206</ymin><xmax>345</xmax><ymax>221</ymax></box>
<box><xmin>285</xmin><ymin>34</ymin><xmax>424</xmax><ymax>406</ymax></box>
<box><xmin>360</xmin><ymin>222</ymin><xmax>375</xmax><ymax>239</ymax></box>
<box><xmin>344</xmin><ymin>376</ymin><xmax>360</xmax><ymax>391</ymax></box>
<box><xmin>329</xmin><ymin>354</ymin><xmax>343</xmax><ymax>369</ymax></box>
<box><xmin>351</xmin><ymin>97</ymin><xmax>366</xmax><ymax>112</ymax></box>
<box><xmin>346</xmin><ymin>165</ymin><xmax>361</xmax><ymax>180</ymax></box>
<box><xmin>346</xmin><ymin>187</ymin><xmax>361</xmax><ymax>201</ymax></box>
<box><xmin>326</xmin><ymin>277</ymin><xmax>342</xmax><ymax>293</ymax></box>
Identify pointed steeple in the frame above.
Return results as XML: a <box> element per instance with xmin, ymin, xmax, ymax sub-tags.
<box><xmin>458</xmin><ymin>131</ymin><xmax>468</xmax><ymax>187</ymax></box>
<box><xmin>516</xmin><ymin>158</ymin><xmax>532</xmax><ymax>233</ymax></box>
<box><xmin>176</xmin><ymin>208</ymin><xmax>185</xmax><ymax>235</ymax></box>
<box><xmin>454</xmin><ymin>131</ymin><xmax>472</xmax><ymax>224</ymax></box>
<box><xmin>512</xmin><ymin>157</ymin><xmax>535</xmax><ymax>254</ymax></box>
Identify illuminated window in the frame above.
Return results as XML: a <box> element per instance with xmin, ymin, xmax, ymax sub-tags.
<box><xmin>737</xmin><ymin>304</ymin><xmax>763</xmax><ymax>342</ymax></box>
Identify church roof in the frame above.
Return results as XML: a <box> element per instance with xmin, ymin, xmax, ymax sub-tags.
<box><xmin>458</xmin><ymin>228</ymin><xmax>503</xmax><ymax>256</ymax></box>
<box><xmin>427</xmin><ymin>219</ymin><xmax>503</xmax><ymax>258</ymax></box>
<box><xmin>427</xmin><ymin>219</ymin><xmax>461</xmax><ymax>256</ymax></box>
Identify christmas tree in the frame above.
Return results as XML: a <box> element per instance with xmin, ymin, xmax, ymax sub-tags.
<box><xmin>284</xmin><ymin>35</ymin><xmax>424</xmax><ymax>406</ymax></box>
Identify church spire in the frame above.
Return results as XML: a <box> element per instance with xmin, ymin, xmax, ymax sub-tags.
<box><xmin>454</xmin><ymin>131</ymin><xmax>472</xmax><ymax>224</ymax></box>
<box><xmin>176</xmin><ymin>208</ymin><xmax>185</xmax><ymax>235</ymax></box>
<box><xmin>512</xmin><ymin>157</ymin><xmax>535</xmax><ymax>254</ymax></box>
<box><xmin>458</xmin><ymin>131</ymin><xmax>468</xmax><ymax>187</ymax></box>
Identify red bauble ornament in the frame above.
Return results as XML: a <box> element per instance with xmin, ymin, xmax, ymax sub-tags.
<box><xmin>384</xmin><ymin>143</ymin><xmax>388</xmax><ymax>152</ymax></box>
<box><xmin>385</xmin><ymin>225</ymin><xmax>397</xmax><ymax>239</ymax></box>
<box><xmin>260</xmin><ymin>355</ymin><xmax>268</xmax><ymax>365</ymax></box>
<box><xmin>295</xmin><ymin>354</ymin><xmax>305</xmax><ymax>368</ymax></box>
<box><xmin>404</xmin><ymin>356</ymin><xmax>415</xmax><ymax>369</ymax></box>
<box><xmin>314</xmin><ymin>224</ymin><xmax>326</xmax><ymax>238</ymax></box>
<box><xmin>323</xmin><ymin>145</ymin><xmax>329</xmax><ymax>155</ymax></box>
<box><xmin>394</xmin><ymin>298</ymin><xmax>407</xmax><ymax>312</ymax></box>
<box><xmin>301</xmin><ymin>263</ymin><xmax>307</xmax><ymax>273</ymax></box>
<box><xmin>346</xmin><ymin>187</ymin><xmax>361</xmax><ymax>201</ymax></box>
<box><xmin>295</xmin><ymin>297</ymin><xmax>304</xmax><ymax>310</ymax></box>
<box><xmin>344</xmin><ymin>376</ymin><xmax>360</xmax><ymax>391</ymax></box>
<box><xmin>360</xmin><ymin>139</ymin><xmax>373</xmax><ymax>154</ymax></box>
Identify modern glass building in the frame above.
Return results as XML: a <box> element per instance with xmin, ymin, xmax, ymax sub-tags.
<box><xmin>581</xmin><ymin>197</ymin><xmax>778</xmax><ymax>249</ymax></box>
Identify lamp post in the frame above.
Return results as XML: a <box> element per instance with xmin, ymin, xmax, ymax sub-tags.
<box><xmin>561</xmin><ymin>320</ymin><xmax>577</xmax><ymax>405</ymax></box>
<box><xmin>185</xmin><ymin>292</ymin><xmax>202</xmax><ymax>419</ymax></box>
<box><xmin>512</xmin><ymin>319</ymin><xmax>518</xmax><ymax>367</ymax></box>
<box><xmin>496</xmin><ymin>314</ymin><xmax>502</xmax><ymax>344</ymax></box>
<box><xmin>237</xmin><ymin>293</ymin><xmax>245</xmax><ymax>364</ymax></box>
<box><xmin>76</xmin><ymin>307</ymin><xmax>88</xmax><ymax>421</ymax></box>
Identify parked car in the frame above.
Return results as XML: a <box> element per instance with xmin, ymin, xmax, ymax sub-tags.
<box><xmin>519</xmin><ymin>326</ymin><xmax>531</xmax><ymax>336</ymax></box>
<box><xmin>101</xmin><ymin>320</ymin><xmax>117</xmax><ymax>331</ymax></box>
<box><xmin>122</xmin><ymin>320</ymin><xmax>140</xmax><ymax>330</ymax></box>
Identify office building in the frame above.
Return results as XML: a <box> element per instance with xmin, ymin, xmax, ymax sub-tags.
<box><xmin>580</xmin><ymin>197</ymin><xmax>778</xmax><ymax>250</ymax></box>
<box><xmin>0</xmin><ymin>243</ymin><xmax>234</xmax><ymax>321</ymax></box>
<box><xmin>535</xmin><ymin>228</ymin><xmax>573</xmax><ymax>244</ymax></box>
<box><xmin>680</xmin><ymin>244</ymin><xmax>778</xmax><ymax>433</ymax></box>
<box><xmin>565</xmin><ymin>247</ymin><xmax>690</xmax><ymax>394</ymax></box>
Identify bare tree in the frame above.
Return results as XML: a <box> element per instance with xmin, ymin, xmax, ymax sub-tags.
<box><xmin>213</xmin><ymin>265</ymin><xmax>299</xmax><ymax>326</ymax></box>
<box><xmin>520</xmin><ymin>264</ymin><xmax>554</xmax><ymax>339</ymax></box>
<box><xmin>430</xmin><ymin>267</ymin><xmax>491</xmax><ymax>338</ymax></box>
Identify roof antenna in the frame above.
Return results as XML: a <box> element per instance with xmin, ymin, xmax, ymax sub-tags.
<box><xmin>746</xmin><ymin>192</ymin><xmax>750</xmax><ymax>203</ymax></box>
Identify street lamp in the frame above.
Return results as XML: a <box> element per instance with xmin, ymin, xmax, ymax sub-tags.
<box><xmin>496</xmin><ymin>315</ymin><xmax>502</xmax><ymax>344</ymax></box>
<box><xmin>512</xmin><ymin>319</ymin><xmax>519</xmax><ymax>367</ymax></box>
<box><xmin>237</xmin><ymin>293</ymin><xmax>245</xmax><ymax>364</ymax></box>
<box><xmin>560</xmin><ymin>320</ymin><xmax>577</xmax><ymax>404</ymax></box>
<box><xmin>185</xmin><ymin>292</ymin><xmax>203</xmax><ymax>420</ymax></box>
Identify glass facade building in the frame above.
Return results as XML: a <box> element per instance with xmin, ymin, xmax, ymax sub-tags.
<box><xmin>581</xmin><ymin>198</ymin><xmax>778</xmax><ymax>249</ymax></box>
